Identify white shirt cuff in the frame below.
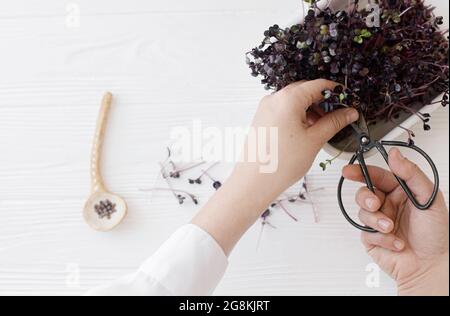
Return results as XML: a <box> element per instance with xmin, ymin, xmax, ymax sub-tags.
<box><xmin>138</xmin><ymin>224</ymin><xmax>228</xmax><ymax>296</ymax></box>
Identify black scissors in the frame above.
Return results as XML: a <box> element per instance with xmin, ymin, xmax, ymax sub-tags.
<box><xmin>337</xmin><ymin>114</ymin><xmax>440</xmax><ymax>233</ymax></box>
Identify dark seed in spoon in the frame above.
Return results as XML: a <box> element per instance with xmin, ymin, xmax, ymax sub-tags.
<box><xmin>94</xmin><ymin>199</ymin><xmax>117</xmax><ymax>220</ymax></box>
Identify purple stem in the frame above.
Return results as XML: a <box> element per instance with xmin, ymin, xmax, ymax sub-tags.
<box><xmin>159</xmin><ymin>162</ymin><xmax>178</xmax><ymax>199</ymax></box>
<box><xmin>169</xmin><ymin>161</ymin><xmax>206</xmax><ymax>177</ymax></box>
<box><xmin>277</xmin><ymin>201</ymin><xmax>298</xmax><ymax>222</ymax></box>
<box><xmin>198</xmin><ymin>162</ymin><xmax>220</xmax><ymax>181</ymax></box>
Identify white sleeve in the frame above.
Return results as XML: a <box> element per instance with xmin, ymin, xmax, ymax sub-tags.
<box><xmin>86</xmin><ymin>224</ymin><xmax>229</xmax><ymax>296</ymax></box>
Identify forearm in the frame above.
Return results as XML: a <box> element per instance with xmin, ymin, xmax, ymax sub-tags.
<box><xmin>191</xmin><ymin>162</ymin><xmax>286</xmax><ymax>256</ymax></box>
<box><xmin>398</xmin><ymin>254</ymin><xmax>449</xmax><ymax>296</ymax></box>
<box><xmin>192</xmin><ymin>79</ymin><xmax>356</xmax><ymax>257</ymax></box>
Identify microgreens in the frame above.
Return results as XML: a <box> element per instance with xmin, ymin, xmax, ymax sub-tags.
<box><xmin>271</xmin><ymin>201</ymin><xmax>299</xmax><ymax>222</ymax></box>
<box><xmin>353</xmin><ymin>28</ymin><xmax>373</xmax><ymax>44</ymax></box>
<box><xmin>256</xmin><ymin>209</ymin><xmax>277</xmax><ymax>250</ymax></box>
<box><xmin>319</xmin><ymin>159</ymin><xmax>334</xmax><ymax>172</ymax></box>
<box><xmin>188</xmin><ymin>162</ymin><xmax>222</xmax><ymax>190</ymax></box>
<box><xmin>247</xmin><ymin>0</ymin><xmax>449</xmax><ymax>133</ymax></box>
<box><xmin>141</xmin><ymin>148</ymin><xmax>224</xmax><ymax>205</ymax></box>
<box><xmin>156</xmin><ymin>162</ymin><xmax>199</xmax><ymax>205</ymax></box>
<box><xmin>161</xmin><ymin>147</ymin><xmax>206</xmax><ymax>179</ymax></box>
<box><xmin>257</xmin><ymin>176</ymin><xmax>324</xmax><ymax>248</ymax></box>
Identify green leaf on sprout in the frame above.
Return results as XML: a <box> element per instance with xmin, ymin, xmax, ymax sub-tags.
<box><xmin>360</xmin><ymin>29</ymin><xmax>372</xmax><ymax>38</ymax></box>
<box><xmin>393</xmin><ymin>14</ymin><xmax>401</xmax><ymax>24</ymax></box>
<box><xmin>353</xmin><ymin>36</ymin><xmax>364</xmax><ymax>44</ymax></box>
<box><xmin>297</xmin><ymin>41</ymin><xmax>308</xmax><ymax>49</ymax></box>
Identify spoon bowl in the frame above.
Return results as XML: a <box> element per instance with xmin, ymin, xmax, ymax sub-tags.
<box><xmin>84</xmin><ymin>191</ymin><xmax>127</xmax><ymax>232</ymax></box>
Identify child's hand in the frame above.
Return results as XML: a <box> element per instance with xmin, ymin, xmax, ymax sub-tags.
<box><xmin>343</xmin><ymin>148</ymin><xmax>449</xmax><ymax>296</ymax></box>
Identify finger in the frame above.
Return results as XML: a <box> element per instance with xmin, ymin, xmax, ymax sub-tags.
<box><xmin>308</xmin><ymin>107</ymin><xmax>359</xmax><ymax>144</ymax></box>
<box><xmin>306</xmin><ymin>111</ymin><xmax>320</xmax><ymax>127</ymax></box>
<box><xmin>358</xmin><ymin>209</ymin><xmax>395</xmax><ymax>233</ymax></box>
<box><xmin>388</xmin><ymin>148</ymin><xmax>434</xmax><ymax>205</ymax></box>
<box><xmin>356</xmin><ymin>186</ymin><xmax>398</xmax><ymax>221</ymax></box>
<box><xmin>361</xmin><ymin>232</ymin><xmax>405</xmax><ymax>252</ymax></box>
<box><xmin>282</xmin><ymin>79</ymin><xmax>338</xmax><ymax>110</ymax></box>
<box><xmin>309</xmin><ymin>103</ymin><xmax>326</xmax><ymax>117</ymax></box>
<box><xmin>342</xmin><ymin>164</ymin><xmax>399</xmax><ymax>193</ymax></box>
<box><xmin>355</xmin><ymin>187</ymin><xmax>385</xmax><ymax>212</ymax></box>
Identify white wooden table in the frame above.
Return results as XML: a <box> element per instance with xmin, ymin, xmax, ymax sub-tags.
<box><xmin>0</xmin><ymin>0</ymin><xmax>448</xmax><ymax>296</ymax></box>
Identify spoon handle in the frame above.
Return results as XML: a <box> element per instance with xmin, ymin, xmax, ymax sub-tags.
<box><xmin>90</xmin><ymin>92</ymin><xmax>113</xmax><ymax>193</ymax></box>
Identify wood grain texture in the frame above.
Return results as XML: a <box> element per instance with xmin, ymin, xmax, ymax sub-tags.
<box><xmin>0</xmin><ymin>0</ymin><xmax>448</xmax><ymax>296</ymax></box>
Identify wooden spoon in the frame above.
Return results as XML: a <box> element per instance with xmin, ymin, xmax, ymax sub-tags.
<box><xmin>83</xmin><ymin>92</ymin><xmax>127</xmax><ymax>232</ymax></box>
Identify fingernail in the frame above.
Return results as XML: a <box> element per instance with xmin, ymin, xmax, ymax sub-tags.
<box><xmin>394</xmin><ymin>239</ymin><xmax>404</xmax><ymax>250</ymax></box>
<box><xmin>392</xmin><ymin>148</ymin><xmax>404</xmax><ymax>160</ymax></box>
<box><xmin>378</xmin><ymin>219</ymin><xmax>392</xmax><ymax>232</ymax></box>
<box><xmin>347</xmin><ymin>109</ymin><xmax>359</xmax><ymax>122</ymax></box>
<box><xmin>365</xmin><ymin>198</ymin><xmax>376</xmax><ymax>209</ymax></box>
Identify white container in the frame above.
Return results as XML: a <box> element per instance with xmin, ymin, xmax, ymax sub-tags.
<box><xmin>291</xmin><ymin>0</ymin><xmax>446</xmax><ymax>160</ymax></box>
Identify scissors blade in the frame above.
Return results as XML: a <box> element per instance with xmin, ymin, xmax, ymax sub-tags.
<box><xmin>358</xmin><ymin>114</ymin><xmax>370</xmax><ymax>135</ymax></box>
<box><xmin>350</xmin><ymin>112</ymin><xmax>370</xmax><ymax>138</ymax></box>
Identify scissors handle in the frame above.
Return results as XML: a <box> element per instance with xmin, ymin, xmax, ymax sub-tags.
<box><xmin>337</xmin><ymin>154</ymin><xmax>377</xmax><ymax>233</ymax></box>
<box><xmin>378</xmin><ymin>141</ymin><xmax>440</xmax><ymax>210</ymax></box>
<box><xmin>337</xmin><ymin>141</ymin><xmax>440</xmax><ymax>233</ymax></box>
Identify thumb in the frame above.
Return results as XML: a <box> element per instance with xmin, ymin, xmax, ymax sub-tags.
<box><xmin>388</xmin><ymin>147</ymin><xmax>434</xmax><ymax>205</ymax></box>
<box><xmin>309</xmin><ymin>108</ymin><xmax>359</xmax><ymax>144</ymax></box>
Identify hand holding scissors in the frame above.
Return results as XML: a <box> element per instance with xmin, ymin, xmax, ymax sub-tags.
<box><xmin>337</xmin><ymin>115</ymin><xmax>440</xmax><ymax>233</ymax></box>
